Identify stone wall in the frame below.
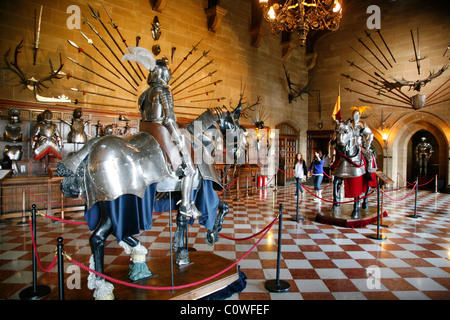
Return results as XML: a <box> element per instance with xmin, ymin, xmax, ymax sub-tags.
<box><xmin>309</xmin><ymin>0</ymin><xmax>449</xmax><ymax>188</ymax></box>
<box><xmin>0</xmin><ymin>0</ymin><xmax>309</xmax><ymax>156</ymax></box>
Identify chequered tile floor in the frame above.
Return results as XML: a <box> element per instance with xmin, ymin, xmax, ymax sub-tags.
<box><xmin>0</xmin><ymin>180</ymin><xmax>449</xmax><ymax>300</ymax></box>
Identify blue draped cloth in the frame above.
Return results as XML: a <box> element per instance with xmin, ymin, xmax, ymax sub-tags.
<box><xmin>84</xmin><ymin>180</ymin><xmax>219</xmax><ymax>242</ymax></box>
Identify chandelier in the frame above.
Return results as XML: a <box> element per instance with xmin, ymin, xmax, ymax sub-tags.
<box><xmin>259</xmin><ymin>0</ymin><xmax>343</xmax><ymax>46</ymax></box>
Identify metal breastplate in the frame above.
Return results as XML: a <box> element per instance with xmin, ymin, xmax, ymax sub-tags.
<box><xmin>67</xmin><ymin>119</ymin><xmax>87</xmax><ymax>144</ymax></box>
<box><xmin>4</xmin><ymin>145</ymin><xmax>23</xmax><ymax>161</ymax></box>
<box><xmin>139</xmin><ymin>86</ymin><xmax>166</xmax><ymax>123</ymax></box>
<box><xmin>4</xmin><ymin>125</ymin><xmax>23</xmax><ymax>142</ymax></box>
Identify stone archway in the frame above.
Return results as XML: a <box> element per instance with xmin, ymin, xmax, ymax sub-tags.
<box><xmin>388</xmin><ymin>111</ymin><xmax>449</xmax><ymax>191</ymax></box>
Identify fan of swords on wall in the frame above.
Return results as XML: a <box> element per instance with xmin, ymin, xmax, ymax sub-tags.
<box><xmin>1</xmin><ymin>3</ymin><xmax>229</xmax><ymax>119</ymax></box>
<box><xmin>341</xmin><ymin>28</ymin><xmax>448</xmax><ymax>111</ymax></box>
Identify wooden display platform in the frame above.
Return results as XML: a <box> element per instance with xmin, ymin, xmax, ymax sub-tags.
<box><xmin>49</xmin><ymin>251</ymin><xmax>239</xmax><ymax>300</ymax></box>
<box><xmin>315</xmin><ymin>204</ymin><xmax>387</xmax><ymax>228</ymax></box>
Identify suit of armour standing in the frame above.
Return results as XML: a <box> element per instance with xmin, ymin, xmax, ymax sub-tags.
<box><xmin>139</xmin><ymin>58</ymin><xmax>201</xmax><ymax>218</ymax></box>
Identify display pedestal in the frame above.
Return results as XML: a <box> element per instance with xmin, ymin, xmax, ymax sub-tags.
<box><xmin>48</xmin><ymin>251</ymin><xmax>239</xmax><ymax>300</ymax></box>
<box><xmin>315</xmin><ymin>204</ymin><xmax>387</xmax><ymax>228</ymax></box>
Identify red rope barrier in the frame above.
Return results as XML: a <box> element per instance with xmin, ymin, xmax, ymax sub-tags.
<box><xmin>28</xmin><ymin>219</ymin><xmax>57</xmax><ymax>272</ymax></box>
<box><xmin>40</xmin><ymin>212</ymin><xmax>88</xmax><ymax>225</ymax></box>
<box><xmin>300</xmin><ymin>182</ymin><xmax>374</xmax><ymax>204</ymax></box>
<box><xmin>219</xmin><ymin>215</ymin><xmax>277</xmax><ymax>241</ymax></box>
<box><xmin>381</xmin><ymin>182</ymin><xmax>418</xmax><ymax>201</ymax></box>
<box><xmin>66</xmin><ymin>215</ymin><xmax>278</xmax><ymax>291</ymax></box>
<box><xmin>397</xmin><ymin>174</ymin><xmax>435</xmax><ymax>187</ymax></box>
<box><xmin>24</xmin><ymin>188</ymin><xmax>83</xmax><ymax>206</ymax></box>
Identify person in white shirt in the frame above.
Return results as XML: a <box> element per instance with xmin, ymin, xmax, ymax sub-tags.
<box><xmin>294</xmin><ymin>153</ymin><xmax>307</xmax><ymax>198</ymax></box>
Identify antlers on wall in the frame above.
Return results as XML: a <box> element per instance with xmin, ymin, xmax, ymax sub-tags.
<box><xmin>2</xmin><ymin>40</ymin><xmax>64</xmax><ymax>93</ymax></box>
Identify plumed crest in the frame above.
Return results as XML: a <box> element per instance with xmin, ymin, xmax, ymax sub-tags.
<box><xmin>122</xmin><ymin>47</ymin><xmax>156</xmax><ymax>71</ymax></box>
<box><xmin>350</xmin><ymin>106</ymin><xmax>372</xmax><ymax>114</ymax></box>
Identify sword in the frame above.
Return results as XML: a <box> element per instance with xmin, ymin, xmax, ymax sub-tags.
<box><xmin>70</xmin><ymin>87</ymin><xmax>136</xmax><ymax>102</ymax></box>
<box><xmin>357</xmin><ymin>37</ymin><xmax>388</xmax><ymax>70</ymax></box>
<box><xmin>170</xmin><ymin>50</ymin><xmax>210</xmax><ymax>85</ymax></box>
<box><xmin>364</xmin><ymin>29</ymin><xmax>392</xmax><ymax>68</ymax></box>
<box><xmin>58</xmin><ymin>70</ymin><xmax>115</xmax><ymax>91</ymax></box>
<box><xmin>80</xmin><ymin>31</ymin><xmax>137</xmax><ymax>92</ymax></box>
<box><xmin>68</xmin><ymin>57</ymin><xmax>136</xmax><ymax>96</ymax></box>
<box><xmin>409</xmin><ymin>28</ymin><xmax>425</xmax><ymax>75</ymax></box>
<box><xmin>100</xmin><ymin>2</ymin><xmax>146</xmax><ymax>79</ymax></box>
<box><xmin>33</xmin><ymin>5</ymin><xmax>43</xmax><ymax>65</ymax></box>
<box><xmin>83</xmin><ymin>13</ymin><xmax>140</xmax><ymax>87</ymax></box>
<box><xmin>88</xmin><ymin>4</ymin><xmax>142</xmax><ymax>82</ymax></box>
<box><xmin>67</xmin><ymin>40</ymin><xmax>120</xmax><ymax>79</ymax></box>
<box><xmin>171</xmin><ymin>59</ymin><xmax>214</xmax><ymax>91</ymax></box>
<box><xmin>376</xmin><ymin>29</ymin><xmax>396</xmax><ymax>63</ymax></box>
<box><xmin>172</xmin><ymin>39</ymin><xmax>203</xmax><ymax>75</ymax></box>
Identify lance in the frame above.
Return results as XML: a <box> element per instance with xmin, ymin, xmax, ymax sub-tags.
<box><xmin>344</xmin><ymin>87</ymin><xmax>383</xmax><ymax>101</ymax></box>
<box><xmin>191</xmin><ymin>96</ymin><xmax>226</xmax><ymax>103</ymax></box>
<box><xmin>175</xmin><ymin>111</ymin><xmax>202</xmax><ymax>117</ymax></box>
<box><xmin>376</xmin><ymin>29</ymin><xmax>396</xmax><ymax>63</ymax></box>
<box><xmin>83</xmin><ymin>13</ymin><xmax>139</xmax><ymax>87</ymax></box>
<box><xmin>346</xmin><ymin>60</ymin><xmax>378</xmax><ymax>81</ymax></box>
<box><xmin>357</xmin><ymin>37</ymin><xmax>388</xmax><ymax>70</ymax></box>
<box><xmin>174</xmin><ymin>90</ymin><xmax>215</xmax><ymax>101</ymax></box>
<box><xmin>88</xmin><ymin>4</ymin><xmax>142</xmax><ymax>82</ymax></box>
<box><xmin>135</xmin><ymin>36</ymin><xmax>147</xmax><ymax>78</ymax></box>
<box><xmin>426</xmin><ymin>86</ymin><xmax>450</xmax><ymax>105</ymax></box>
<box><xmin>33</xmin><ymin>5</ymin><xmax>43</xmax><ymax>65</ymax></box>
<box><xmin>172</xmin><ymin>39</ymin><xmax>203</xmax><ymax>75</ymax></box>
<box><xmin>67</xmin><ymin>40</ymin><xmax>120</xmax><ymax>79</ymax></box>
<box><xmin>188</xmin><ymin>79</ymin><xmax>222</xmax><ymax>93</ymax></box>
<box><xmin>173</xmin><ymin>70</ymin><xmax>217</xmax><ymax>95</ymax></box>
<box><xmin>349</xmin><ymin>46</ymin><xmax>385</xmax><ymax>75</ymax></box>
<box><xmin>373</xmin><ymin>71</ymin><xmax>411</xmax><ymax>102</ymax></box>
<box><xmin>174</xmin><ymin>105</ymin><xmax>208</xmax><ymax>109</ymax></box>
<box><xmin>79</xmin><ymin>31</ymin><xmax>136</xmax><ymax>91</ymax></box>
<box><xmin>427</xmin><ymin>78</ymin><xmax>449</xmax><ymax>101</ymax></box>
<box><xmin>70</xmin><ymin>87</ymin><xmax>136</xmax><ymax>102</ymax></box>
<box><xmin>342</xmin><ymin>73</ymin><xmax>409</xmax><ymax>105</ymax></box>
<box><xmin>172</xmin><ymin>59</ymin><xmax>214</xmax><ymax>91</ymax></box>
<box><xmin>75</xmin><ymin>100</ymin><xmax>138</xmax><ymax>109</ymax></box>
<box><xmin>358</xmin><ymin>98</ymin><xmax>412</xmax><ymax>109</ymax></box>
<box><xmin>68</xmin><ymin>57</ymin><xmax>136</xmax><ymax>96</ymax></box>
<box><xmin>58</xmin><ymin>70</ymin><xmax>115</xmax><ymax>91</ymax></box>
<box><xmin>170</xmin><ymin>50</ymin><xmax>210</xmax><ymax>85</ymax></box>
<box><xmin>100</xmin><ymin>2</ymin><xmax>146</xmax><ymax>79</ymax></box>
<box><xmin>364</xmin><ymin>29</ymin><xmax>392</xmax><ymax>68</ymax></box>
<box><xmin>341</xmin><ymin>74</ymin><xmax>385</xmax><ymax>93</ymax></box>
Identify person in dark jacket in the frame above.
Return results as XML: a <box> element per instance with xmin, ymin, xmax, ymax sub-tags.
<box><xmin>308</xmin><ymin>150</ymin><xmax>325</xmax><ymax>201</ymax></box>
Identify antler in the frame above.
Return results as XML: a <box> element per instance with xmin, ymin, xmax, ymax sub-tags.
<box><xmin>35</xmin><ymin>54</ymin><xmax>64</xmax><ymax>93</ymax></box>
<box><xmin>240</xmin><ymin>95</ymin><xmax>262</xmax><ymax>119</ymax></box>
<box><xmin>2</xmin><ymin>40</ymin><xmax>29</xmax><ymax>90</ymax></box>
<box><xmin>2</xmin><ymin>40</ymin><xmax>64</xmax><ymax>94</ymax></box>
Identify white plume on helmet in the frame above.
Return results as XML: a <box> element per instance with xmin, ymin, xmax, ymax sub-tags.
<box><xmin>122</xmin><ymin>47</ymin><xmax>156</xmax><ymax>71</ymax></box>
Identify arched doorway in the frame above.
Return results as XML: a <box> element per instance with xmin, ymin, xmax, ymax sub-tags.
<box><xmin>407</xmin><ymin>130</ymin><xmax>439</xmax><ymax>189</ymax></box>
<box><xmin>389</xmin><ymin>111</ymin><xmax>449</xmax><ymax>192</ymax></box>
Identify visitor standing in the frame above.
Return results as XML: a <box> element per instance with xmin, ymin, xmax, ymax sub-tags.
<box><xmin>308</xmin><ymin>150</ymin><xmax>325</xmax><ymax>201</ymax></box>
<box><xmin>294</xmin><ymin>153</ymin><xmax>307</xmax><ymax>198</ymax></box>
